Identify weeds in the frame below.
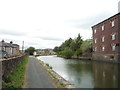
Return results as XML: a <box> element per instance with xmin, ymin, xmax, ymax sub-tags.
<box><xmin>3</xmin><ymin>56</ymin><xmax>28</xmax><ymax>88</ymax></box>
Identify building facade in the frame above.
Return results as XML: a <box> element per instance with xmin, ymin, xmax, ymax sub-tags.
<box><xmin>92</xmin><ymin>13</ymin><xmax>120</xmax><ymax>63</ymax></box>
<box><xmin>34</xmin><ymin>49</ymin><xmax>56</xmax><ymax>56</ymax></box>
<box><xmin>0</xmin><ymin>40</ymin><xmax>20</xmax><ymax>59</ymax></box>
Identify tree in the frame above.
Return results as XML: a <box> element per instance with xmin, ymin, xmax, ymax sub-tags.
<box><xmin>53</xmin><ymin>46</ymin><xmax>60</xmax><ymax>52</ymax></box>
<box><xmin>70</xmin><ymin>34</ymin><xmax>83</xmax><ymax>51</ymax></box>
<box><xmin>75</xmin><ymin>33</ymin><xmax>83</xmax><ymax>49</ymax></box>
<box><xmin>70</xmin><ymin>40</ymin><xmax>77</xmax><ymax>51</ymax></box>
<box><xmin>75</xmin><ymin>48</ymin><xmax>82</xmax><ymax>56</ymax></box>
<box><xmin>25</xmin><ymin>47</ymin><xmax>35</xmax><ymax>55</ymax></box>
<box><xmin>62</xmin><ymin>48</ymin><xmax>73</xmax><ymax>59</ymax></box>
<box><xmin>80</xmin><ymin>40</ymin><xmax>92</xmax><ymax>53</ymax></box>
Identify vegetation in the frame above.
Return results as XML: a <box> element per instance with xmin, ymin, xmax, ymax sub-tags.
<box><xmin>48</xmin><ymin>71</ymin><xmax>56</xmax><ymax>79</ymax></box>
<box><xmin>61</xmin><ymin>48</ymin><xmax>73</xmax><ymax>59</ymax></box>
<box><xmin>60</xmin><ymin>82</ymin><xmax>65</xmax><ymax>87</ymax></box>
<box><xmin>46</xmin><ymin>63</ymin><xmax>52</xmax><ymax>69</ymax></box>
<box><xmin>25</xmin><ymin>47</ymin><xmax>35</xmax><ymax>55</ymax></box>
<box><xmin>53</xmin><ymin>33</ymin><xmax>92</xmax><ymax>59</ymax></box>
<box><xmin>3</xmin><ymin>56</ymin><xmax>28</xmax><ymax>88</ymax></box>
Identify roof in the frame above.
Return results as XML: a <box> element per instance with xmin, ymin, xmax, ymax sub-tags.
<box><xmin>13</xmin><ymin>44</ymin><xmax>19</xmax><ymax>46</ymax></box>
<box><xmin>92</xmin><ymin>12</ymin><xmax>120</xmax><ymax>28</ymax></box>
<box><xmin>0</xmin><ymin>41</ymin><xmax>14</xmax><ymax>47</ymax></box>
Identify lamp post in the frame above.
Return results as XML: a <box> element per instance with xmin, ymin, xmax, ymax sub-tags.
<box><xmin>22</xmin><ymin>41</ymin><xmax>24</xmax><ymax>53</ymax></box>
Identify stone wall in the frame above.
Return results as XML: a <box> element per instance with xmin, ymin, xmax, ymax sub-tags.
<box><xmin>1</xmin><ymin>54</ymin><xmax>26</xmax><ymax>80</ymax></box>
<box><xmin>92</xmin><ymin>54</ymin><xmax>120</xmax><ymax>63</ymax></box>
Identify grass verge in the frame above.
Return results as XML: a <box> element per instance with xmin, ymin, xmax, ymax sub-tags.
<box><xmin>3</xmin><ymin>56</ymin><xmax>28</xmax><ymax>88</ymax></box>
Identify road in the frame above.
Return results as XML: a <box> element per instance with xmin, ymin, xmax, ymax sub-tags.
<box><xmin>24</xmin><ymin>56</ymin><xmax>55</xmax><ymax>88</ymax></box>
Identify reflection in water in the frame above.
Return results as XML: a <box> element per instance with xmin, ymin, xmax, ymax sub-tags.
<box><xmin>37</xmin><ymin>55</ymin><xmax>119</xmax><ymax>88</ymax></box>
<box><xmin>92</xmin><ymin>61</ymin><xmax>118</xmax><ymax>88</ymax></box>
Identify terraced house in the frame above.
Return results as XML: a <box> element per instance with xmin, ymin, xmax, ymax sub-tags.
<box><xmin>92</xmin><ymin>12</ymin><xmax>120</xmax><ymax>63</ymax></box>
<box><xmin>0</xmin><ymin>40</ymin><xmax>20</xmax><ymax>59</ymax></box>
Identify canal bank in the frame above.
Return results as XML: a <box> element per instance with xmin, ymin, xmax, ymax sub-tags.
<box><xmin>37</xmin><ymin>57</ymin><xmax>75</xmax><ymax>88</ymax></box>
<box><xmin>58</xmin><ymin>54</ymin><xmax>120</xmax><ymax>64</ymax></box>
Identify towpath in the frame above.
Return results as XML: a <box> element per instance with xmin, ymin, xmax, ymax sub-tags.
<box><xmin>24</xmin><ymin>56</ymin><xmax>56</xmax><ymax>88</ymax></box>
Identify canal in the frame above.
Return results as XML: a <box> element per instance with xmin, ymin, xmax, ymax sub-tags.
<box><xmin>37</xmin><ymin>55</ymin><xmax>120</xmax><ymax>88</ymax></box>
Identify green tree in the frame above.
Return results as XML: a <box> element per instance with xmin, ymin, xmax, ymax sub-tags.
<box><xmin>80</xmin><ymin>40</ymin><xmax>92</xmax><ymax>53</ymax></box>
<box><xmin>75</xmin><ymin>33</ymin><xmax>83</xmax><ymax>49</ymax></box>
<box><xmin>25</xmin><ymin>47</ymin><xmax>35</xmax><ymax>55</ymax></box>
<box><xmin>75</xmin><ymin>48</ymin><xmax>82</xmax><ymax>56</ymax></box>
<box><xmin>59</xmin><ymin>37</ymin><xmax>73</xmax><ymax>51</ymax></box>
<box><xmin>70</xmin><ymin>40</ymin><xmax>77</xmax><ymax>51</ymax></box>
<box><xmin>62</xmin><ymin>48</ymin><xmax>73</xmax><ymax>59</ymax></box>
<box><xmin>53</xmin><ymin>46</ymin><xmax>60</xmax><ymax>52</ymax></box>
<box><xmin>70</xmin><ymin>34</ymin><xmax>83</xmax><ymax>51</ymax></box>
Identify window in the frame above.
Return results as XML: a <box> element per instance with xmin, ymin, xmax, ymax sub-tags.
<box><xmin>112</xmin><ymin>33</ymin><xmax>116</xmax><ymax>40</ymax></box>
<box><xmin>94</xmin><ymin>39</ymin><xmax>97</xmax><ymax>43</ymax></box>
<box><xmin>102</xmin><ymin>36</ymin><xmax>105</xmax><ymax>42</ymax></box>
<box><xmin>94</xmin><ymin>29</ymin><xmax>96</xmax><ymax>34</ymax></box>
<box><xmin>102</xmin><ymin>46</ymin><xmax>105</xmax><ymax>51</ymax></box>
<box><xmin>3</xmin><ymin>47</ymin><xmax>5</xmax><ymax>51</ymax></box>
<box><xmin>111</xmin><ymin>21</ymin><xmax>115</xmax><ymax>27</ymax></box>
<box><xmin>111</xmin><ymin>44</ymin><xmax>116</xmax><ymax>51</ymax></box>
<box><xmin>102</xmin><ymin>25</ymin><xmax>104</xmax><ymax>31</ymax></box>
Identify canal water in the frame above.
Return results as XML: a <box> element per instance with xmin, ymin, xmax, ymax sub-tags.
<box><xmin>37</xmin><ymin>55</ymin><xmax>120</xmax><ymax>88</ymax></box>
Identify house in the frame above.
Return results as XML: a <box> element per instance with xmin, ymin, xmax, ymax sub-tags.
<box><xmin>92</xmin><ymin>13</ymin><xmax>120</xmax><ymax>63</ymax></box>
<box><xmin>0</xmin><ymin>40</ymin><xmax>20</xmax><ymax>59</ymax></box>
<box><xmin>34</xmin><ymin>49</ymin><xmax>56</xmax><ymax>56</ymax></box>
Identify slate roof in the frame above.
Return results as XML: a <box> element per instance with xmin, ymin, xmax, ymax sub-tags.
<box><xmin>0</xmin><ymin>41</ymin><xmax>14</xmax><ymax>47</ymax></box>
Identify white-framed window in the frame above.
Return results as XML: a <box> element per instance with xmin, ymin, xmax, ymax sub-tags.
<box><xmin>94</xmin><ymin>38</ymin><xmax>97</xmax><ymax>44</ymax></box>
<box><xmin>3</xmin><ymin>47</ymin><xmax>5</xmax><ymax>51</ymax></box>
<box><xmin>102</xmin><ymin>25</ymin><xmax>104</xmax><ymax>31</ymax></box>
<box><xmin>111</xmin><ymin>33</ymin><xmax>116</xmax><ymax>40</ymax></box>
<box><xmin>111</xmin><ymin>21</ymin><xmax>115</xmax><ymax>27</ymax></box>
<box><xmin>111</xmin><ymin>43</ymin><xmax>116</xmax><ymax>51</ymax></box>
<box><xmin>102</xmin><ymin>36</ymin><xmax>105</xmax><ymax>42</ymax></box>
<box><xmin>94</xmin><ymin>29</ymin><xmax>96</xmax><ymax>34</ymax></box>
<box><xmin>102</xmin><ymin>46</ymin><xmax>105</xmax><ymax>51</ymax></box>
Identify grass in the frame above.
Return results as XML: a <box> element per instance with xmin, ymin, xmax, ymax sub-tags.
<box><xmin>60</xmin><ymin>82</ymin><xmax>65</xmax><ymax>87</ymax></box>
<box><xmin>3</xmin><ymin>56</ymin><xmax>28</xmax><ymax>88</ymax></box>
<box><xmin>48</xmin><ymin>71</ymin><xmax>56</xmax><ymax>79</ymax></box>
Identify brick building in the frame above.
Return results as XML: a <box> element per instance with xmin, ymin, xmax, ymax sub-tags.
<box><xmin>92</xmin><ymin>13</ymin><xmax>120</xmax><ymax>63</ymax></box>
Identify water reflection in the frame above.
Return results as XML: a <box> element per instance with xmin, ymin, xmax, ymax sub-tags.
<box><xmin>92</xmin><ymin>61</ymin><xmax>118</xmax><ymax>88</ymax></box>
<box><xmin>37</xmin><ymin>55</ymin><xmax>119</xmax><ymax>88</ymax></box>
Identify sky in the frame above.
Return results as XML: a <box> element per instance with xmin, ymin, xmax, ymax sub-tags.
<box><xmin>0</xmin><ymin>0</ymin><xmax>119</xmax><ymax>49</ymax></box>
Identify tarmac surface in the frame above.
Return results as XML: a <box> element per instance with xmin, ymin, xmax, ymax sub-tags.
<box><xmin>25</xmin><ymin>56</ymin><xmax>55</xmax><ymax>88</ymax></box>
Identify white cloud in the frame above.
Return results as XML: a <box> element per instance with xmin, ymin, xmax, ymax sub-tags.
<box><xmin>0</xmin><ymin>0</ymin><xmax>119</xmax><ymax>49</ymax></box>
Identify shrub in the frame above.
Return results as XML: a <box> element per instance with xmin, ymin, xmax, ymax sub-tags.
<box><xmin>62</xmin><ymin>48</ymin><xmax>73</xmax><ymax>59</ymax></box>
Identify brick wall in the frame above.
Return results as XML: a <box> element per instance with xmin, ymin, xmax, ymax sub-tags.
<box><xmin>92</xmin><ymin>14</ymin><xmax>120</xmax><ymax>54</ymax></box>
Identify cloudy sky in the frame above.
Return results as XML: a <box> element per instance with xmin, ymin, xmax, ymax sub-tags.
<box><xmin>0</xmin><ymin>0</ymin><xmax>119</xmax><ymax>49</ymax></box>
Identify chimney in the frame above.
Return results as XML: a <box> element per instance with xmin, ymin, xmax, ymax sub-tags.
<box><xmin>2</xmin><ymin>40</ymin><xmax>4</xmax><ymax>42</ymax></box>
<box><xmin>10</xmin><ymin>41</ymin><xmax>13</xmax><ymax>44</ymax></box>
<box><xmin>118</xmin><ymin>1</ymin><xmax>120</xmax><ymax>13</ymax></box>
